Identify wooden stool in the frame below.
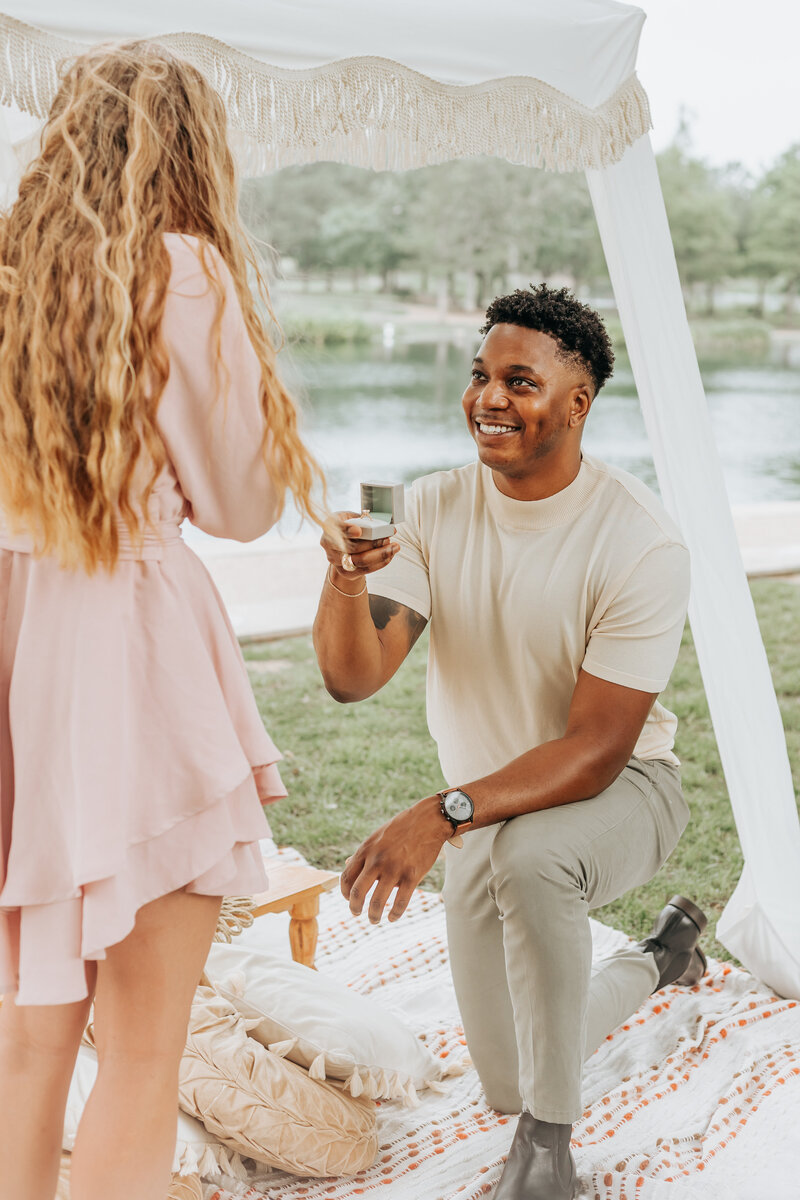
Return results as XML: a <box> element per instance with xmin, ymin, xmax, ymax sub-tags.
<box><xmin>251</xmin><ymin>859</ymin><xmax>339</xmax><ymax>969</ymax></box>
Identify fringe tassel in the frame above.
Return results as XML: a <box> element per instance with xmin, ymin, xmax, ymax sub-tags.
<box><xmin>218</xmin><ymin>1147</ymin><xmax>250</xmax><ymax>1181</ymax></box>
<box><xmin>267</xmin><ymin>1037</ymin><xmax>299</xmax><ymax>1058</ymax></box>
<box><xmin>0</xmin><ymin>12</ymin><xmax>651</xmax><ymax>175</ymax></box>
<box><xmin>193</xmin><ymin>1142</ymin><xmax>250</xmax><ymax>1182</ymax></box>
<box><xmin>308</xmin><ymin>1052</ymin><xmax>327</xmax><ymax>1081</ymax></box>
<box><xmin>196</xmin><ymin>1145</ymin><xmax>221</xmax><ymax>1178</ymax></box>
<box><xmin>346</xmin><ymin>1066</ymin><xmax>364</xmax><ymax>1097</ymax></box>
<box><xmin>441</xmin><ymin>1057</ymin><xmax>470</xmax><ymax>1078</ymax></box>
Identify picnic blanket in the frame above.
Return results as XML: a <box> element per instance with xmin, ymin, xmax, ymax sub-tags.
<box><xmin>202</xmin><ymin>851</ymin><xmax>799</xmax><ymax>1200</ymax></box>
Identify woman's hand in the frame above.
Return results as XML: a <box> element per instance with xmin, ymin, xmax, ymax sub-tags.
<box><xmin>340</xmin><ymin>796</ymin><xmax>453</xmax><ymax>924</ymax></box>
<box><xmin>320</xmin><ymin>511</ymin><xmax>399</xmax><ymax>586</ymax></box>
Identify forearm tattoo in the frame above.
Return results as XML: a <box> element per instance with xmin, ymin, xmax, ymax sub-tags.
<box><xmin>368</xmin><ymin>595</ymin><xmax>428</xmax><ymax>649</ymax></box>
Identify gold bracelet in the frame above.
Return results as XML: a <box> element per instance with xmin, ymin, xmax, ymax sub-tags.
<box><xmin>326</xmin><ymin>564</ymin><xmax>367</xmax><ymax>598</ymax></box>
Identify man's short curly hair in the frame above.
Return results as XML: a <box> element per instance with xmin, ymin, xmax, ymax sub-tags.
<box><xmin>480</xmin><ymin>284</ymin><xmax>615</xmax><ymax>394</ymax></box>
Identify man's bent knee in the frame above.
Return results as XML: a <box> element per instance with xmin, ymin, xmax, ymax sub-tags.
<box><xmin>488</xmin><ymin>812</ymin><xmax>585</xmax><ymax>905</ymax></box>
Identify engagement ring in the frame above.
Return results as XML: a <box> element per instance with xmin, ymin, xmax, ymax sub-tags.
<box><xmin>341</xmin><ymin>553</ymin><xmax>356</xmax><ymax>572</ymax></box>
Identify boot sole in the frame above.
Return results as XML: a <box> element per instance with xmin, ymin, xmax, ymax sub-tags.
<box><xmin>667</xmin><ymin>895</ymin><xmax>708</xmax><ymax>935</ymax></box>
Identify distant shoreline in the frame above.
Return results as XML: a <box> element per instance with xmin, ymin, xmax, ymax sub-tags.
<box><xmin>190</xmin><ymin>501</ymin><xmax>800</xmax><ymax>643</ymax></box>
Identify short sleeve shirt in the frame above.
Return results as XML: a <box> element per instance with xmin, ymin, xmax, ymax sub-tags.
<box><xmin>367</xmin><ymin>456</ymin><xmax>690</xmax><ymax>785</ymax></box>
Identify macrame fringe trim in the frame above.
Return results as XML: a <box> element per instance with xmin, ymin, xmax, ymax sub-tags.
<box><xmin>176</xmin><ymin>1139</ymin><xmax>251</xmax><ymax>1183</ymax></box>
<box><xmin>265</xmin><ymin>1033</ymin><xmax>467</xmax><ymax>1108</ymax></box>
<box><xmin>213</xmin><ymin>896</ymin><xmax>256</xmax><ymax>944</ymax></box>
<box><xmin>0</xmin><ymin>12</ymin><xmax>651</xmax><ymax>174</ymax></box>
<box><xmin>216</xmin><ymin>969</ymin><xmax>468</xmax><ymax>1108</ymax></box>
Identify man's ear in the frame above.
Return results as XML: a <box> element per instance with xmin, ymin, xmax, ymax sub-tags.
<box><xmin>568</xmin><ymin>384</ymin><xmax>593</xmax><ymax>429</ymax></box>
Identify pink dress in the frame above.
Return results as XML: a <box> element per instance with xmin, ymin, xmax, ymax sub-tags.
<box><xmin>0</xmin><ymin>234</ymin><xmax>286</xmax><ymax>1005</ymax></box>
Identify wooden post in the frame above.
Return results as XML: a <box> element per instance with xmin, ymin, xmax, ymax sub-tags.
<box><xmin>288</xmin><ymin>894</ymin><xmax>321</xmax><ymax>969</ymax></box>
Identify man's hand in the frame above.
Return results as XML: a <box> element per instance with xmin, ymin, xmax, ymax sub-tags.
<box><xmin>320</xmin><ymin>510</ymin><xmax>399</xmax><ymax>583</ymax></box>
<box><xmin>340</xmin><ymin>796</ymin><xmax>452</xmax><ymax>924</ymax></box>
<box><xmin>313</xmin><ymin>511</ymin><xmax>426</xmax><ymax>704</ymax></box>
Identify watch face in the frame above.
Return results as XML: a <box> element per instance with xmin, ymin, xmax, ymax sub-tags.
<box><xmin>444</xmin><ymin>790</ymin><xmax>474</xmax><ymax>822</ymax></box>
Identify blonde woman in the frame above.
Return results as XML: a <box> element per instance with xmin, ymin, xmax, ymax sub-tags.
<box><xmin>0</xmin><ymin>44</ymin><xmax>326</xmax><ymax>1200</ymax></box>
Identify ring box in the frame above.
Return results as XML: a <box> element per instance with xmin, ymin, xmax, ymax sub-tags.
<box><xmin>356</xmin><ymin>481</ymin><xmax>405</xmax><ymax>540</ymax></box>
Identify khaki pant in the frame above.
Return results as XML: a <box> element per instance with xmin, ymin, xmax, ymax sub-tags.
<box><xmin>442</xmin><ymin>758</ymin><xmax>689</xmax><ymax>1123</ymax></box>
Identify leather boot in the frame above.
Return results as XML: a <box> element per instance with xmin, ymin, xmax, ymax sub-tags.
<box><xmin>493</xmin><ymin>1112</ymin><xmax>576</xmax><ymax>1200</ymax></box>
<box><xmin>636</xmin><ymin>894</ymin><xmax>708</xmax><ymax>990</ymax></box>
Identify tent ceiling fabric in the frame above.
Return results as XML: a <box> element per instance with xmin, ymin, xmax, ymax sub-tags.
<box><xmin>0</xmin><ymin>3</ymin><xmax>651</xmax><ymax>172</ymax></box>
<box><xmin>2</xmin><ymin>0</ymin><xmax>644</xmax><ymax>100</ymax></box>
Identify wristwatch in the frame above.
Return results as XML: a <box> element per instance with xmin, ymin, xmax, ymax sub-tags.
<box><xmin>438</xmin><ymin>787</ymin><xmax>475</xmax><ymax>832</ymax></box>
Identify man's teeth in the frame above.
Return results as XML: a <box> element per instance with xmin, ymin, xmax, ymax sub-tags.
<box><xmin>477</xmin><ymin>422</ymin><xmax>519</xmax><ymax>434</ymax></box>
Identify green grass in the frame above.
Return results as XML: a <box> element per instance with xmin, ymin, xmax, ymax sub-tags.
<box><xmin>245</xmin><ymin>577</ymin><xmax>800</xmax><ymax>962</ymax></box>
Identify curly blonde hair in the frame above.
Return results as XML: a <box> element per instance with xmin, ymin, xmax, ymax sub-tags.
<box><xmin>0</xmin><ymin>42</ymin><xmax>328</xmax><ymax>572</ymax></box>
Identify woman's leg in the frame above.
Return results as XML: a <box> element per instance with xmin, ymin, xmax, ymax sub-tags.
<box><xmin>0</xmin><ymin>982</ymin><xmax>95</xmax><ymax>1200</ymax></box>
<box><xmin>70</xmin><ymin>888</ymin><xmax>221</xmax><ymax>1200</ymax></box>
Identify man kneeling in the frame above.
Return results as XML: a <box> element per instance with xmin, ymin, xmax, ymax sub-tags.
<box><xmin>313</xmin><ymin>285</ymin><xmax>707</xmax><ymax>1199</ymax></box>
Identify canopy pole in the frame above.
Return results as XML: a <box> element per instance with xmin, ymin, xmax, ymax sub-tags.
<box><xmin>586</xmin><ymin>135</ymin><xmax>800</xmax><ymax>998</ymax></box>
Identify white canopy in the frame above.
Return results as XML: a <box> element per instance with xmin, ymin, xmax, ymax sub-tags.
<box><xmin>1</xmin><ymin>0</ymin><xmax>799</xmax><ymax>997</ymax></box>
<box><xmin>6</xmin><ymin>0</ymin><xmax>644</xmax><ymax>98</ymax></box>
<box><xmin>0</xmin><ymin>2</ymin><xmax>650</xmax><ymax>173</ymax></box>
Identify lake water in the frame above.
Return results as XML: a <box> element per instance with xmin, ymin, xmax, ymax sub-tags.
<box><xmin>184</xmin><ymin>339</ymin><xmax>800</xmax><ymax>555</ymax></box>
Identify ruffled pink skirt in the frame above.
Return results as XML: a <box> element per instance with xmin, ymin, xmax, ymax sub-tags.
<box><xmin>0</xmin><ymin>541</ymin><xmax>285</xmax><ymax>1005</ymax></box>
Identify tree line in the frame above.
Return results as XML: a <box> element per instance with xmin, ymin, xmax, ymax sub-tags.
<box><xmin>240</xmin><ymin>133</ymin><xmax>800</xmax><ymax>316</ymax></box>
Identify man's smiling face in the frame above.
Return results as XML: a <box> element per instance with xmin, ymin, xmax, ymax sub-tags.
<box><xmin>461</xmin><ymin>323</ymin><xmax>593</xmax><ymax>486</ymax></box>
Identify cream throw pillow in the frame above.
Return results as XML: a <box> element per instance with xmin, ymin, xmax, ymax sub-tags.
<box><xmin>64</xmin><ymin>1044</ymin><xmax>250</xmax><ymax>1182</ymax></box>
<box><xmin>205</xmin><ymin>941</ymin><xmax>462</xmax><ymax>1106</ymax></box>
<box><xmin>179</xmin><ymin>985</ymin><xmax>378</xmax><ymax>1177</ymax></box>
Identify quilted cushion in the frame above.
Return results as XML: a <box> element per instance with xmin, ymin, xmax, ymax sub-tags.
<box><xmin>205</xmin><ymin>940</ymin><xmax>461</xmax><ymax>1106</ymax></box>
<box><xmin>179</xmin><ymin>986</ymin><xmax>378</xmax><ymax>1177</ymax></box>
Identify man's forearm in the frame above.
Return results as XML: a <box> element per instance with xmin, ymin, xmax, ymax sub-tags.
<box><xmin>341</xmin><ymin>671</ymin><xmax>657</xmax><ymax>923</ymax></box>
<box><xmin>445</xmin><ymin>671</ymin><xmax>656</xmax><ymax>832</ymax></box>
<box><xmin>313</xmin><ymin>568</ymin><xmax>386</xmax><ymax>702</ymax></box>
<box><xmin>457</xmin><ymin>730</ymin><xmax>629</xmax><ymax>832</ymax></box>
<box><xmin>340</xmin><ymin>731</ymin><xmax>630</xmax><ymax>924</ymax></box>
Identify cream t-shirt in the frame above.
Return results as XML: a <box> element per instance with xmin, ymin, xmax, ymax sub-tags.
<box><xmin>367</xmin><ymin>456</ymin><xmax>690</xmax><ymax>785</ymax></box>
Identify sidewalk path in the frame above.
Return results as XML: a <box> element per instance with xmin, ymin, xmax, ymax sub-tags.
<box><xmin>197</xmin><ymin>502</ymin><xmax>800</xmax><ymax>642</ymax></box>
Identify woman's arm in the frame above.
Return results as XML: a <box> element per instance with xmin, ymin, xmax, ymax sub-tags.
<box><xmin>157</xmin><ymin>235</ymin><xmax>280</xmax><ymax>542</ymax></box>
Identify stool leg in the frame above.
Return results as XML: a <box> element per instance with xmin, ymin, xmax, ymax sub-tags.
<box><xmin>289</xmin><ymin>896</ymin><xmax>320</xmax><ymax>968</ymax></box>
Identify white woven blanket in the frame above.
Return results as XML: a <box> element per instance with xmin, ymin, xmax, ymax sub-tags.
<box><xmin>203</xmin><ymin>858</ymin><xmax>799</xmax><ymax>1200</ymax></box>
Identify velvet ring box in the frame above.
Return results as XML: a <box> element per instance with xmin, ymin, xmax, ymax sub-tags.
<box><xmin>356</xmin><ymin>481</ymin><xmax>405</xmax><ymax>540</ymax></box>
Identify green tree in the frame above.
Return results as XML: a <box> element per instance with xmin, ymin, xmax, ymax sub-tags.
<box><xmin>318</xmin><ymin>174</ymin><xmax>410</xmax><ymax>289</ymax></box>
<box><xmin>514</xmin><ymin>170</ymin><xmax>606</xmax><ymax>290</ymax></box>
<box><xmin>657</xmin><ymin>140</ymin><xmax>740</xmax><ymax>313</ymax></box>
<box><xmin>400</xmin><ymin>159</ymin><xmax>606</xmax><ymax>309</ymax></box>
<box><xmin>240</xmin><ymin>164</ymin><xmax>375</xmax><ymax>278</ymax></box>
<box><xmin>400</xmin><ymin>159</ymin><xmax>522</xmax><ymax>308</ymax></box>
<box><xmin>746</xmin><ymin>145</ymin><xmax>800</xmax><ymax>314</ymax></box>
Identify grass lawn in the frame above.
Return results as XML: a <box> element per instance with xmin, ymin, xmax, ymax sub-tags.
<box><xmin>245</xmin><ymin>577</ymin><xmax>800</xmax><ymax>962</ymax></box>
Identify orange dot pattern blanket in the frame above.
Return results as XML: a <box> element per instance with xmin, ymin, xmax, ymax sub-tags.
<box><xmin>204</xmin><ymin>851</ymin><xmax>799</xmax><ymax>1200</ymax></box>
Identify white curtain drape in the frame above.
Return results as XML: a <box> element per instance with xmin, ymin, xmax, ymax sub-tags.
<box><xmin>587</xmin><ymin>137</ymin><xmax>800</xmax><ymax>998</ymax></box>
